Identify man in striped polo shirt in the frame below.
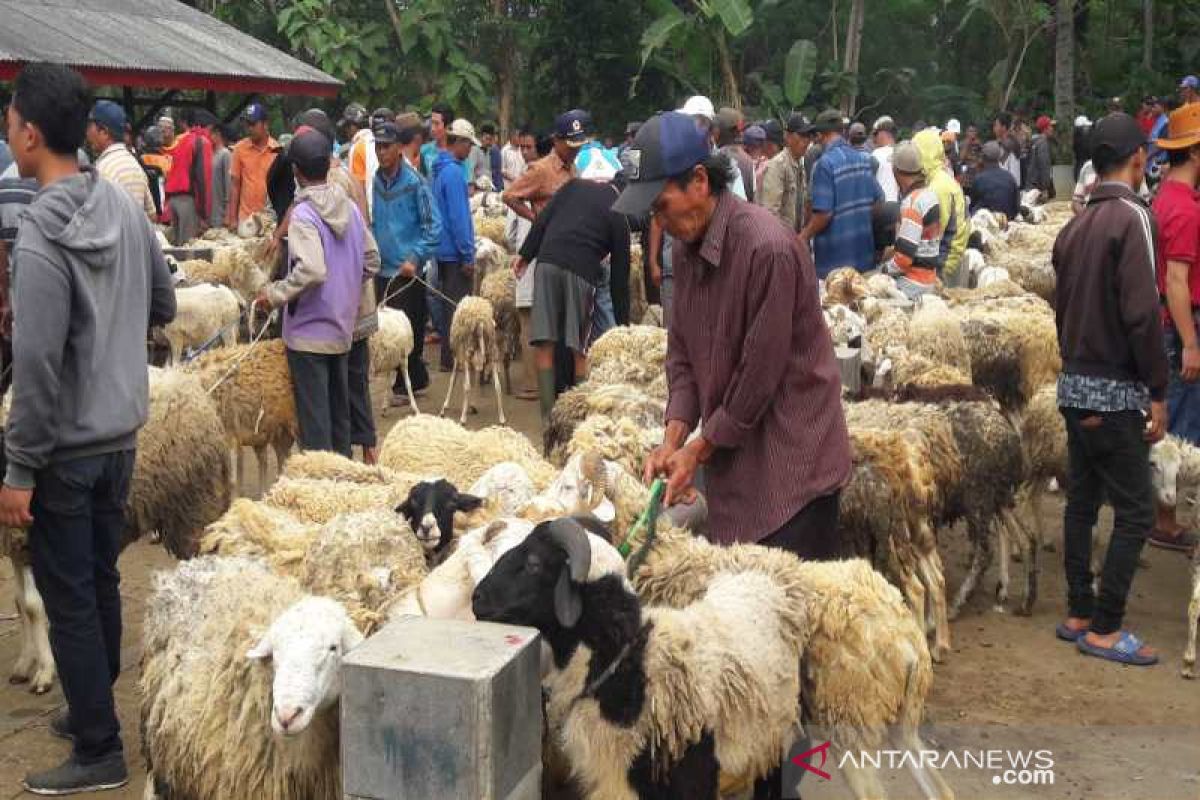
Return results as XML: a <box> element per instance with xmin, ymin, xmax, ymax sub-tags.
<box><xmin>881</xmin><ymin>140</ymin><xmax>942</xmax><ymax>300</ymax></box>
<box><xmin>86</xmin><ymin>101</ymin><xmax>155</xmax><ymax>222</ymax></box>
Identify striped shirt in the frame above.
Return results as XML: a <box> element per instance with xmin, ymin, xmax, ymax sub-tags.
<box><xmin>666</xmin><ymin>191</ymin><xmax>852</xmax><ymax>544</ymax></box>
<box><xmin>886</xmin><ymin>182</ymin><xmax>942</xmax><ymax>283</ymax></box>
<box><xmin>95</xmin><ymin>144</ymin><xmax>155</xmax><ymax>220</ymax></box>
<box><xmin>810</xmin><ymin>138</ymin><xmax>882</xmax><ymax>276</ymax></box>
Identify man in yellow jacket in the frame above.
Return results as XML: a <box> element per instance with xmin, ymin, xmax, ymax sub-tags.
<box><xmin>914</xmin><ymin>128</ymin><xmax>971</xmax><ymax>286</ymax></box>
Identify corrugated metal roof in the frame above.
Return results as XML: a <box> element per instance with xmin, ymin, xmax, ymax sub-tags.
<box><xmin>0</xmin><ymin>0</ymin><xmax>341</xmax><ymax>94</ymax></box>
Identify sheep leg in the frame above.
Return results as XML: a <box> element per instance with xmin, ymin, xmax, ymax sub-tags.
<box><xmin>1183</xmin><ymin>555</ymin><xmax>1200</xmax><ymax>679</ymax></box>
<box><xmin>894</xmin><ymin>726</ymin><xmax>956</xmax><ymax>800</ymax></box>
<box><xmin>459</xmin><ymin>360</ymin><xmax>472</xmax><ymax>425</ymax></box>
<box><xmin>900</xmin><ymin>563</ymin><xmax>928</xmax><ymax>644</ymax></box>
<box><xmin>994</xmin><ymin>517</ymin><xmax>1011</xmax><ymax>612</ymax></box>
<box><xmin>1004</xmin><ymin>508</ymin><xmax>1039</xmax><ymax>616</ymax></box>
<box><xmin>254</xmin><ymin>444</ymin><xmax>269</xmax><ymax>496</ymax></box>
<box><xmin>841</xmin><ymin>758</ymin><xmax>887</xmax><ymax>800</ymax></box>
<box><xmin>949</xmin><ymin>520</ymin><xmax>991</xmax><ymax>620</ymax></box>
<box><xmin>440</xmin><ymin>360</ymin><xmax>459</xmax><ymax>418</ymax></box>
<box><xmin>916</xmin><ymin>543</ymin><xmax>952</xmax><ymax>662</ymax></box>
<box><xmin>9</xmin><ymin>557</ymin><xmax>55</xmax><ymax>694</ymax></box>
<box><xmin>490</xmin><ymin>354</ymin><xmax>506</xmax><ymax>425</ymax></box>
<box><xmin>234</xmin><ymin>446</ymin><xmax>247</xmax><ymax>497</ymax></box>
<box><xmin>272</xmin><ymin>437</ymin><xmax>293</xmax><ymax>482</ymax></box>
<box><xmin>401</xmin><ymin>361</ymin><xmax>420</xmax><ymax>415</ymax></box>
<box><xmin>167</xmin><ymin>339</ymin><xmax>181</xmax><ymax>367</ymax></box>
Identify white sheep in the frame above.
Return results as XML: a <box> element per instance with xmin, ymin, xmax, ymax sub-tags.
<box><xmin>162</xmin><ymin>283</ymin><xmax>241</xmax><ymax>365</ymax></box>
<box><xmin>369</xmin><ymin>306</ymin><xmax>418</xmax><ymax>414</ymax></box>
<box><xmin>140</xmin><ymin>556</ymin><xmax>358</xmax><ymax>800</ymax></box>
<box><xmin>440</xmin><ymin>296</ymin><xmax>505</xmax><ymax>424</ymax></box>
<box><xmin>588</xmin><ymin>325</ymin><xmax>668</xmax><ymax>392</ymax></box>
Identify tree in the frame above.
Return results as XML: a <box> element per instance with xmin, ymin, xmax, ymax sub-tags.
<box><xmin>841</xmin><ymin>0</ymin><xmax>865</xmax><ymax>115</ymax></box>
<box><xmin>634</xmin><ymin>0</ymin><xmax>758</xmax><ymax>106</ymax></box>
<box><xmin>1054</xmin><ymin>0</ymin><xmax>1075</xmax><ymax>165</ymax></box>
<box><xmin>956</xmin><ymin>0</ymin><xmax>1053</xmax><ymax>110</ymax></box>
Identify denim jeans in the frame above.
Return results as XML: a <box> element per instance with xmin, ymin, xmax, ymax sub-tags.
<box><xmin>1061</xmin><ymin>407</ymin><xmax>1154</xmax><ymax>634</ymax></box>
<box><xmin>347</xmin><ymin>337</ymin><xmax>375</xmax><ymax>448</ymax></box>
<box><xmin>29</xmin><ymin>450</ymin><xmax>135</xmax><ymax>762</ymax></box>
<box><xmin>591</xmin><ymin>261</ymin><xmax>616</xmax><ymax>343</ymax></box>
<box><xmin>425</xmin><ymin>260</ymin><xmax>448</xmax><ymax>345</ymax></box>
<box><xmin>286</xmin><ymin>349</ymin><xmax>352</xmax><ymax>457</ymax></box>
<box><xmin>1165</xmin><ymin>325</ymin><xmax>1200</xmax><ymax>445</ymax></box>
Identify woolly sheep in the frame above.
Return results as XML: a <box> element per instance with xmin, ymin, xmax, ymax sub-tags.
<box><xmin>824</xmin><ymin>267</ymin><xmax>871</xmax><ymax>309</ymax></box>
<box><xmin>472</xmin><ymin>519</ymin><xmax>809</xmax><ymax>798</ymax></box>
<box><xmin>4</xmin><ymin>367</ymin><xmax>232</xmax><ymax>694</ymax></box>
<box><xmin>261</xmin><ymin>477</ymin><xmax>416</xmax><ymax>526</ymax></box>
<box><xmin>282</xmin><ymin>450</ymin><xmax>405</xmax><ymax>485</ymax></box>
<box><xmin>1144</xmin><ymin>436</ymin><xmax>1198</xmax><ymax>679</ymax></box>
<box><xmin>949</xmin><ymin>301</ymin><xmax>1060</xmax><ymax>412</ymax></box>
<box><xmin>440</xmin><ymin>295</ymin><xmax>506</xmax><ymax>424</ymax></box>
<box><xmin>824</xmin><ymin>303</ymin><xmax>868</xmax><ymax>348</ymax></box>
<box><xmin>140</xmin><ymin>557</ymin><xmax>357</xmax><ymax>800</ymax></box>
<box><xmin>474</xmin><ymin>235</ymin><xmax>509</xmax><ymax>281</ymax></box>
<box><xmin>563</xmin><ymin>414</ymin><xmax>664</xmax><ymax>478</ymax></box>
<box><xmin>479</xmin><ymin>267</ymin><xmax>521</xmax><ymax>393</ymax></box>
<box><xmin>369</xmin><ymin>307</ymin><xmax>418</xmax><ymax>412</ymax></box>
<box><xmin>544</xmin><ymin>381</ymin><xmax>665</xmax><ymax>465</ymax></box>
<box><xmin>162</xmin><ymin>283</ymin><xmax>241</xmax><ymax>364</ymax></box>
<box><xmin>588</xmin><ymin>325</ymin><xmax>668</xmax><ymax>391</ymax></box>
<box><xmin>379</xmin><ymin>414</ymin><xmax>556</xmax><ymax>489</ymax></box>
<box><xmin>179</xmin><ymin>239</ymin><xmax>271</xmax><ymax>302</ymax></box>
<box><xmin>474</xmin><ymin>216</ymin><xmax>509</xmax><ymax>249</ymax></box>
<box><xmin>630</xmin><ymin>527</ymin><xmax>953</xmax><ymax>800</ymax></box>
<box><xmin>629</xmin><ymin>243</ymin><xmax>648</xmax><ymax>325</ymax></box>
<box><xmin>185</xmin><ymin>338</ymin><xmax>297</xmax><ymax>493</ymax></box>
<box><xmin>976</xmin><ymin>265</ymin><xmax>1012</xmax><ymax>288</ymax></box>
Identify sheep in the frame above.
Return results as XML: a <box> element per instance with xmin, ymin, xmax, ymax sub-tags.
<box><xmin>479</xmin><ymin>267</ymin><xmax>521</xmax><ymax>394</ymax></box>
<box><xmin>629</xmin><ymin>243</ymin><xmax>648</xmax><ymax>325</ymax></box>
<box><xmin>824</xmin><ymin>267</ymin><xmax>870</xmax><ymax>309</ymax></box>
<box><xmin>261</xmin><ymin>477</ymin><xmax>417</xmax><ymax>526</ymax></box>
<box><xmin>185</xmin><ymin>338</ymin><xmax>297</xmax><ymax>494</ymax></box>
<box><xmin>369</xmin><ymin>307</ymin><xmax>418</xmax><ymax>413</ymax></box>
<box><xmin>474</xmin><ymin>235</ymin><xmax>509</xmax><ymax>282</ymax></box>
<box><xmin>440</xmin><ymin>295</ymin><xmax>506</xmax><ymax>424</ymax></box>
<box><xmin>378</xmin><ymin>414</ymin><xmax>556</xmax><ymax>490</ymax></box>
<box><xmin>824</xmin><ymin>303</ymin><xmax>868</xmax><ymax>349</ymax></box>
<box><xmin>588</xmin><ymin>325</ymin><xmax>668</xmax><ymax>391</ymax></box>
<box><xmin>3</xmin><ymin>367</ymin><xmax>231</xmax><ymax>694</ymax></box>
<box><xmin>630</xmin><ymin>527</ymin><xmax>953</xmax><ymax>800</ymax></box>
<box><xmin>396</xmin><ymin>479</ymin><xmax>485</xmax><ymax>558</ymax></box>
<box><xmin>140</xmin><ymin>556</ymin><xmax>357</xmax><ymax>800</ymax></box>
<box><xmin>162</xmin><ymin>283</ymin><xmax>241</xmax><ymax>364</ymax></box>
<box><xmin>178</xmin><ymin>240</ymin><xmax>271</xmax><ymax>303</ymax></box>
<box><xmin>474</xmin><ymin>216</ymin><xmax>509</xmax><ymax>250</ymax></box>
<box><xmin>906</xmin><ymin>303</ymin><xmax>972</xmax><ymax>378</ymax></box>
<box><xmin>544</xmin><ymin>381</ymin><xmax>665</xmax><ymax>465</ymax></box>
<box><xmin>946</xmin><ymin>301</ymin><xmax>1060</xmax><ymax>413</ymax></box>
<box><xmin>282</xmin><ymin>449</ymin><xmax>405</xmax><ymax>485</ymax></box>
<box><xmin>468</xmin><ymin>461</ymin><xmax>538</xmax><ymax>518</ymax></box>
<box><xmin>563</xmin><ymin>414</ymin><xmax>664</xmax><ymax>478</ymax></box>
<box><xmin>472</xmin><ymin>518</ymin><xmax>810</xmax><ymax>798</ymax></box>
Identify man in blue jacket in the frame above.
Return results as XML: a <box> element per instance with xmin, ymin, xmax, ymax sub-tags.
<box><xmin>372</xmin><ymin>121</ymin><xmax>441</xmax><ymax>405</ymax></box>
<box><xmin>431</xmin><ymin>118</ymin><xmax>478</xmax><ymax>370</ymax></box>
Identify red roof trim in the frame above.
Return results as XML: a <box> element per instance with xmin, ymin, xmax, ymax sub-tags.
<box><xmin>0</xmin><ymin>63</ymin><xmax>340</xmax><ymax>98</ymax></box>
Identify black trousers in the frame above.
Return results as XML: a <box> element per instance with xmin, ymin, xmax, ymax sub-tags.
<box><xmin>759</xmin><ymin>491</ymin><xmax>844</xmax><ymax>561</ymax></box>
<box><xmin>1061</xmin><ymin>408</ymin><xmax>1154</xmax><ymax>634</ymax></box>
<box><xmin>347</xmin><ymin>337</ymin><xmax>375</xmax><ymax>448</ymax></box>
<box><xmin>286</xmin><ymin>349</ymin><xmax>352</xmax><ymax>457</ymax></box>
<box><xmin>375</xmin><ymin>275</ymin><xmax>430</xmax><ymax>393</ymax></box>
<box><xmin>436</xmin><ymin>261</ymin><xmax>472</xmax><ymax>369</ymax></box>
<box><xmin>29</xmin><ymin>450</ymin><xmax>135</xmax><ymax>762</ymax></box>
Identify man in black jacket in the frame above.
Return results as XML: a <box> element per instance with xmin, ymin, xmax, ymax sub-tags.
<box><xmin>1052</xmin><ymin>112</ymin><xmax>1166</xmax><ymax>667</ymax></box>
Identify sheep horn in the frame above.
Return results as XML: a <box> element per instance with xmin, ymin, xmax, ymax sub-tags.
<box><xmin>579</xmin><ymin>451</ymin><xmax>608</xmax><ymax>510</ymax></box>
<box><xmin>545</xmin><ymin>517</ymin><xmax>592</xmax><ymax>584</ymax></box>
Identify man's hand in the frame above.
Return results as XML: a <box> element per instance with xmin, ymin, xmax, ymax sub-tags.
<box><xmin>1146</xmin><ymin>400</ymin><xmax>1167</xmax><ymax>443</ymax></box>
<box><xmin>400</xmin><ymin>261</ymin><xmax>418</xmax><ymax>279</ymax></box>
<box><xmin>649</xmin><ymin>261</ymin><xmax>663</xmax><ymax>288</ymax></box>
<box><xmin>1183</xmin><ymin>343</ymin><xmax>1200</xmax><ymax>382</ymax></box>
<box><xmin>253</xmin><ymin>289</ymin><xmax>273</xmax><ymax>314</ymax></box>
<box><xmin>512</xmin><ymin>256</ymin><xmax>528</xmax><ymax>279</ymax></box>
<box><xmin>643</xmin><ymin>441</ymin><xmax>679</xmax><ymax>485</ymax></box>
<box><xmin>661</xmin><ymin>438</ymin><xmax>714</xmax><ymax>506</ymax></box>
<box><xmin>0</xmin><ymin>486</ymin><xmax>33</xmax><ymax>528</ymax></box>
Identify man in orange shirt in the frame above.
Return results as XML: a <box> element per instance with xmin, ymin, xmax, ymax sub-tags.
<box><xmin>225</xmin><ymin>103</ymin><xmax>280</xmax><ymax>231</ymax></box>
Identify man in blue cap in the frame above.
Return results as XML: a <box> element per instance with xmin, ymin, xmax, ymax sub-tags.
<box><xmin>86</xmin><ymin>100</ymin><xmax>155</xmax><ymax>222</ymax></box>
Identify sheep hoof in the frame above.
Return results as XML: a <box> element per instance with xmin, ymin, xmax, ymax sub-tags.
<box><xmin>930</xmin><ymin>643</ymin><xmax>950</xmax><ymax>663</ymax></box>
<box><xmin>1183</xmin><ymin>663</ymin><xmax>1196</xmax><ymax>680</ymax></box>
<box><xmin>1042</xmin><ymin>541</ymin><xmax>1057</xmax><ymax>553</ymax></box>
<box><xmin>9</xmin><ymin>672</ymin><xmax>29</xmax><ymax>685</ymax></box>
<box><xmin>31</xmin><ymin>675</ymin><xmax>54</xmax><ymax>695</ymax></box>
<box><xmin>991</xmin><ymin>603</ymin><xmax>1008</xmax><ymax>614</ymax></box>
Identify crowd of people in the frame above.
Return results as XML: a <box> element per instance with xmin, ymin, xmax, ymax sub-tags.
<box><xmin>1</xmin><ymin>54</ymin><xmax>1200</xmax><ymax>795</ymax></box>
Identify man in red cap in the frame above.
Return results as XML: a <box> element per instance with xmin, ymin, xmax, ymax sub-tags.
<box><xmin>1028</xmin><ymin>115</ymin><xmax>1056</xmax><ymax>199</ymax></box>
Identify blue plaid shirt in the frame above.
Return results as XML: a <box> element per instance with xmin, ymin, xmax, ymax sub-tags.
<box><xmin>810</xmin><ymin>138</ymin><xmax>882</xmax><ymax>277</ymax></box>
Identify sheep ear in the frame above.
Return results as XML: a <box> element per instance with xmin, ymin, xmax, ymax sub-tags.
<box><xmin>553</xmin><ymin>567</ymin><xmax>583</xmax><ymax>628</ymax></box>
<box><xmin>395</xmin><ymin>499</ymin><xmax>413</xmax><ymax>518</ymax></box>
<box><xmin>246</xmin><ymin>635</ymin><xmax>273</xmax><ymax>661</ymax></box>
<box><xmin>453</xmin><ymin>492</ymin><xmax>485</xmax><ymax>513</ymax></box>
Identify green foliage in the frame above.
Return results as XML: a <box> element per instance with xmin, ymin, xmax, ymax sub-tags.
<box><xmin>783</xmin><ymin>39</ymin><xmax>817</xmax><ymax>107</ymax></box>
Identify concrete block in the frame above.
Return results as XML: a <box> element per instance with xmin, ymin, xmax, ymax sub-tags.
<box><xmin>835</xmin><ymin>346</ymin><xmax>862</xmax><ymax>393</ymax></box>
<box><xmin>342</xmin><ymin>616</ymin><xmax>543</xmax><ymax>800</ymax></box>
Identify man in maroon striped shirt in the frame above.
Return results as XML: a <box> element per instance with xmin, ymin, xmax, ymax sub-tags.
<box><xmin>615</xmin><ymin>112</ymin><xmax>851</xmax><ymax>558</ymax></box>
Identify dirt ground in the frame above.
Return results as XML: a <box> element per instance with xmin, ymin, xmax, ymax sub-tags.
<box><xmin>1</xmin><ymin>367</ymin><xmax>1198</xmax><ymax>800</ymax></box>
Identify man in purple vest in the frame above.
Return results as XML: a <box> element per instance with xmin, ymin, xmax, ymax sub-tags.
<box><xmin>256</xmin><ymin>129</ymin><xmax>381</xmax><ymax>456</ymax></box>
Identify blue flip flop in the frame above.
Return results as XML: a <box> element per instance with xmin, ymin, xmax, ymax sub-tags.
<box><xmin>1055</xmin><ymin>622</ymin><xmax>1088</xmax><ymax>642</ymax></box>
<box><xmin>1076</xmin><ymin>631</ymin><xmax>1159</xmax><ymax>666</ymax></box>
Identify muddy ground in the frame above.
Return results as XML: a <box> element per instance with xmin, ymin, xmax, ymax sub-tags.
<box><xmin>1</xmin><ymin>368</ymin><xmax>1197</xmax><ymax>800</ymax></box>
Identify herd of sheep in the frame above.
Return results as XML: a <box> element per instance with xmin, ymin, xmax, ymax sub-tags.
<box><xmin>0</xmin><ymin>196</ymin><xmax>1196</xmax><ymax>799</ymax></box>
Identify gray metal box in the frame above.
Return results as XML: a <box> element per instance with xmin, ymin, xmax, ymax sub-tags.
<box><xmin>342</xmin><ymin>616</ymin><xmax>543</xmax><ymax>800</ymax></box>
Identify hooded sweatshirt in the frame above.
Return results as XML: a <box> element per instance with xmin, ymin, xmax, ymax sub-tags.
<box><xmin>5</xmin><ymin>167</ymin><xmax>176</xmax><ymax>489</ymax></box>
<box><xmin>431</xmin><ymin>150</ymin><xmax>475</xmax><ymax>265</ymax></box>
<box><xmin>914</xmin><ymin>129</ymin><xmax>970</xmax><ymax>281</ymax></box>
<box><xmin>265</xmin><ymin>181</ymin><xmax>380</xmax><ymax>354</ymax></box>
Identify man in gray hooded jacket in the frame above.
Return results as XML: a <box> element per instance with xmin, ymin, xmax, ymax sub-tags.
<box><xmin>1</xmin><ymin>63</ymin><xmax>175</xmax><ymax>795</ymax></box>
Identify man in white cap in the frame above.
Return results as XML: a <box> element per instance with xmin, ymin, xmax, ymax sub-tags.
<box><xmin>871</xmin><ymin>116</ymin><xmax>899</xmax><ymax>202</ymax></box>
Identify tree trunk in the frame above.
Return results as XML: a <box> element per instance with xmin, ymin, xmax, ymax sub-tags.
<box><xmin>1002</xmin><ymin>32</ymin><xmax>1036</xmax><ymax>111</ymax></box>
<box><xmin>714</xmin><ymin>28</ymin><xmax>740</xmax><ymax>110</ymax></box>
<box><xmin>1054</xmin><ymin>0</ymin><xmax>1075</xmax><ymax>165</ymax></box>
<box><xmin>841</xmin><ymin>0</ymin><xmax>865</xmax><ymax>115</ymax></box>
<box><xmin>1143</xmin><ymin>0</ymin><xmax>1153</xmax><ymax>71</ymax></box>
<box><xmin>492</xmin><ymin>0</ymin><xmax>515</xmax><ymax>138</ymax></box>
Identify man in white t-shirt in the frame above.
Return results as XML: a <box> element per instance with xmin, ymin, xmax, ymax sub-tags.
<box><xmin>871</xmin><ymin>116</ymin><xmax>899</xmax><ymax>202</ymax></box>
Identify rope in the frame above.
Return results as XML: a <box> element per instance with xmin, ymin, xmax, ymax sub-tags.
<box><xmin>378</xmin><ymin>271</ymin><xmax>463</xmax><ymax>309</ymax></box>
<box><xmin>203</xmin><ymin>308</ymin><xmax>278</xmax><ymax>396</ymax></box>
